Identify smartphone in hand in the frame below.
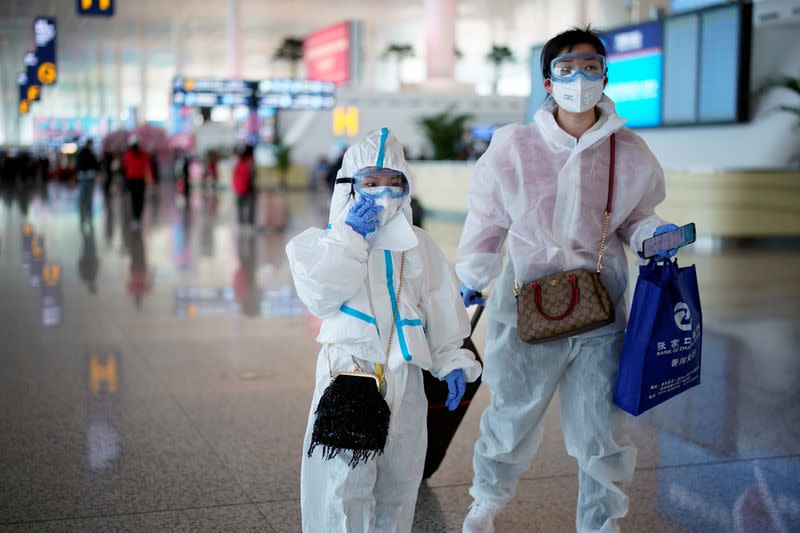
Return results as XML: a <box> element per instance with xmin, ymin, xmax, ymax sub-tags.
<box><xmin>641</xmin><ymin>223</ymin><xmax>696</xmax><ymax>259</ymax></box>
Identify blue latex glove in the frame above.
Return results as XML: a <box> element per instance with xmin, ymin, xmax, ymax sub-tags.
<box><xmin>654</xmin><ymin>223</ymin><xmax>679</xmax><ymax>261</ymax></box>
<box><xmin>443</xmin><ymin>369</ymin><xmax>466</xmax><ymax>411</ymax></box>
<box><xmin>345</xmin><ymin>196</ymin><xmax>382</xmax><ymax>238</ymax></box>
<box><xmin>460</xmin><ymin>283</ymin><xmax>485</xmax><ymax>307</ymax></box>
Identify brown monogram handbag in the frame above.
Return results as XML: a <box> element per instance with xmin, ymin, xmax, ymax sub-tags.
<box><xmin>515</xmin><ymin>134</ymin><xmax>617</xmax><ymax>344</ymax></box>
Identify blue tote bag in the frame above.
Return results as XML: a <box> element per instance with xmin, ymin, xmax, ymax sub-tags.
<box><xmin>614</xmin><ymin>259</ymin><xmax>702</xmax><ymax>416</ymax></box>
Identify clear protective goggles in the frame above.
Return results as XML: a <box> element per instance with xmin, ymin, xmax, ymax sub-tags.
<box><xmin>352</xmin><ymin>166</ymin><xmax>409</xmax><ymax>199</ymax></box>
<box><xmin>549</xmin><ymin>52</ymin><xmax>607</xmax><ymax>83</ymax></box>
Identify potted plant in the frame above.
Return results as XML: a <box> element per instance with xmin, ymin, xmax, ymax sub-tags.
<box><xmin>273</xmin><ymin>141</ymin><xmax>292</xmax><ymax>190</ymax></box>
<box><xmin>273</xmin><ymin>37</ymin><xmax>305</xmax><ymax>79</ymax></box>
<box><xmin>486</xmin><ymin>45</ymin><xmax>515</xmax><ymax>94</ymax></box>
<box><xmin>417</xmin><ymin>107</ymin><xmax>474</xmax><ymax>160</ymax></box>
<box><xmin>755</xmin><ymin>72</ymin><xmax>800</xmax><ymax>165</ymax></box>
<box><xmin>382</xmin><ymin>43</ymin><xmax>415</xmax><ymax>85</ymax></box>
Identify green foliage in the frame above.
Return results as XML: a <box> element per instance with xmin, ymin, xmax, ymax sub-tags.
<box><xmin>273</xmin><ymin>141</ymin><xmax>292</xmax><ymax>188</ymax></box>
<box><xmin>754</xmin><ymin>73</ymin><xmax>800</xmax><ymax>125</ymax></box>
<box><xmin>382</xmin><ymin>43</ymin><xmax>415</xmax><ymax>60</ymax></box>
<box><xmin>486</xmin><ymin>45</ymin><xmax>515</xmax><ymax>93</ymax></box>
<box><xmin>273</xmin><ymin>37</ymin><xmax>304</xmax><ymax>78</ymax></box>
<box><xmin>417</xmin><ymin>107</ymin><xmax>474</xmax><ymax>160</ymax></box>
<box><xmin>273</xmin><ymin>37</ymin><xmax>304</xmax><ymax>61</ymax></box>
<box><xmin>486</xmin><ymin>45</ymin><xmax>515</xmax><ymax>66</ymax></box>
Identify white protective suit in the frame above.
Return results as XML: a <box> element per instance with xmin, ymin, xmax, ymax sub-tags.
<box><xmin>456</xmin><ymin>96</ymin><xmax>671</xmax><ymax>533</ymax></box>
<box><xmin>287</xmin><ymin>128</ymin><xmax>482</xmax><ymax>533</ymax></box>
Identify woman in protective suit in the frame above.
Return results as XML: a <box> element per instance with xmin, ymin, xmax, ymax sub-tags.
<box><xmin>457</xmin><ymin>27</ymin><xmax>680</xmax><ymax>533</ymax></box>
<box><xmin>287</xmin><ymin>127</ymin><xmax>482</xmax><ymax>532</ymax></box>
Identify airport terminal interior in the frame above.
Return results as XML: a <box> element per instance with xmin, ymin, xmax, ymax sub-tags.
<box><xmin>1</xmin><ymin>0</ymin><xmax>799</xmax><ymax>532</ymax></box>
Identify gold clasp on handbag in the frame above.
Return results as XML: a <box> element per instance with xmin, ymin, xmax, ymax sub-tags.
<box><xmin>332</xmin><ymin>368</ymin><xmax>382</xmax><ymax>389</ymax></box>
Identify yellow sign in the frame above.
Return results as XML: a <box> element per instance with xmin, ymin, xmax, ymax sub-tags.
<box><xmin>37</xmin><ymin>62</ymin><xmax>57</xmax><ymax>85</ymax></box>
<box><xmin>90</xmin><ymin>354</ymin><xmax>118</xmax><ymax>395</ymax></box>
<box><xmin>43</xmin><ymin>263</ymin><xmax>61</xmax><ymax>286</ymax></box>
<box><xmin>27</xmin><ymin>85</ymin><xmax>40</xmax><ymax>102</ymax></box>
<box><xmin>19</xmin><ymin>100</ymin><xmax>29</xmax><ymax>115</ymax></box>
<box><xmin>333</xmin><ymin>106</ymin><xmax>359</xmax><ymax>137</ymax></box>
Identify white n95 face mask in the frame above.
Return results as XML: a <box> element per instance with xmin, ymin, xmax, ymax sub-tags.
<box><xmin>369</xmin><ymin>194</ymin><xmax>405</xmax><ymax>229</ymax></box>
<box><xmin>551</xmin><ymin>77</ymin><xmax>604</xmax><ymax>114</ymax></box>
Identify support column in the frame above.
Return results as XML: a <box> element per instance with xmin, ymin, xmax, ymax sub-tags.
<box><xmin>424</xmin><ymin>0</ymin><xmax>456</xmax><ymax>82</ymax></box>
<box><xmin>227</xmin><ymin>0</ymin><xmax>242</xmax><ymax>80</ymax></box>
<box><xmin>115</xmin><ymin>38</ymin><xmax>123</xmax><ymax>127</ymax></box>
<box><xmin>139</xmin><ymin>39</ymin><xmax>148</xmax><ymax>125</ymax></box>
<box><xmin>172</xmin><ymin>5</ymin><xmax>184</xmax><ymax>77</ymax></box>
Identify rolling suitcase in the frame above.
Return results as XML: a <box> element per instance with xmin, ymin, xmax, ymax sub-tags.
<box><xmin>422</xmin><ymin>305</ymin><xmax>484</xmax><ymax>479</ymax></box>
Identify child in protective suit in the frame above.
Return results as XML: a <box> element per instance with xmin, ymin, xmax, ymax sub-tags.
<box><xmin>287</xmin><ymin>128</ymin><xmax>482</xmax><ymax>532</ymax></box>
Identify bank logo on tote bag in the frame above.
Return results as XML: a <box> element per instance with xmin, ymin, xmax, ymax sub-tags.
<box><xmin>673</xmin><ymin>302</ymin><xmax>692</xmax><ymax>332</ymax></box>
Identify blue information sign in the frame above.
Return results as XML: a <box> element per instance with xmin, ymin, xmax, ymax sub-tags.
<box><xmin>171</xmin><ymin>77</ymin><xmax>336</xmax><ymax>110</ymax></box>
<box><xmin>17</xmin><ymin>73</ymin><xmax>32</xmax><ymax>114</ymax></box>
<box><xmin>24</xmin><ymin>51</ymin><xmax>41</xmax><ymax>102</ymax></box>
<box><xmin>34</xmin><ymin>17</ymin><xmax>57</xmax><ymax>85</ymax></box>
<box><xmin>603</xmin><ymin>21</ymin><xmax>664</xmax><ymax>128</ymax></box>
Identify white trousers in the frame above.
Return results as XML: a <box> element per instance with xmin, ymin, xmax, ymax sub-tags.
<box><xmin>470</xmin><ymin>320</ymin><xmax>637</xmax><ymax>533</ymax></box>
<box><xmin>301</xmin><ymin>352</ymin><xmax>427</xmax><ymax>533</ymax></box>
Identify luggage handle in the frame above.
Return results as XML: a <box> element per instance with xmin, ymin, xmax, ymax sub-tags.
<box><xmin>532</xmin><ymin>274</ymin><xmax>580</xmax><ymax>321</ymax></box>
<box><xmin>469</xmin><ymin>304</ymin><xmax>485</xmax><ymax>334</ymax></box>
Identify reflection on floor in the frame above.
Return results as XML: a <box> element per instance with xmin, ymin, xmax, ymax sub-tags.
<box><xmin>0</xmin><ymin>180</ymin><xmax>798</xmax><ymax>532</ymax></box>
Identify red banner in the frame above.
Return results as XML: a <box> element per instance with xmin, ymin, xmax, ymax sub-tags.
<box><xmin>304</xmin><ymin>22</ymin><xmax>350</xmax><ymax>85</ymax></box>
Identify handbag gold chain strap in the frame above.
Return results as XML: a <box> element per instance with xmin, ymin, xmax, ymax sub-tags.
<box><xmin>595</xmin><ymin>133</ymin><xmax>616</xmax><ymax>273</ymax></box>
<box><xmin>515</xmin><ymin>134</ymin><xmax>616</xmax><ymax>294</ymax></box>
<box><xmin>327</xmin><ymin>251</ymin><xmax>406</xmax><ymax>385</ymax></box>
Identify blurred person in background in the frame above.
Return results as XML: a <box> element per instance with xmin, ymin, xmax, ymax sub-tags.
<box><xmin>101</xmin><ymin>149</ymin><xmax>114</xmax><ymax>198</ymax></box>
<box><xmin>76</xmin><ymin>139</ymin><xmax>100</xmax><ymax>228</ymax></box>
<box><xmin>204</xmin><ymin>149</ymin><xmax>219</xmax><ymax>192</ymax></box>
<box><xmin>180</xmin><ymin>151</ymin><xmax>192</xmax><ymax>206</ymax></box>
<box><xmin>232</xmin><ymin>145</ymin><xmax>256</xmax><ymax>230</ymax></box>
<box><xmin>309</xmin><ymin>155</ymin><xmax>329</xmax><ymax>190</ymax></box>
<box><xmin>121</xmin><ymin>136</ymin><xmax>152</xmax><ymax>230</ymax></box>
<box><xmin>149</xmin><ymin>151</ymin><xmax>161</xmax><ymax>190</ymax></box>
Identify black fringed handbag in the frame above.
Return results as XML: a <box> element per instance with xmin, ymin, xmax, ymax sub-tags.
<box><xmin>307</xmin><ymin>252</ymin><xmax>406</xmax><ymax>468</ymax></box>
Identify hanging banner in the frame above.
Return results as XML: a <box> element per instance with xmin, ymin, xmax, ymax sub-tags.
<box><xmin>24</xmin><ymin>51</ymin><xmax>41</xmax><ymax>102</ymax></box>
<box><xmin>304</xmin><ymin>22</ymin><xmax>352</xmax><ymax>85</ymax></box>
<box><xmin>34</xmin><ymin>17</ymin><xmax>58</xmax><ymax>85</ymax></box>
<box><xmin>17</xmin><ymin>73</ymin><xmax>30</xmax><ymax>115</ymax></box>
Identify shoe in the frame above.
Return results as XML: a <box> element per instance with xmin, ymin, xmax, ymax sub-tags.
<box><xmin>462</xmin><ymin>500</ymin><xmax>504</xmax><ymax>533</ymax></box>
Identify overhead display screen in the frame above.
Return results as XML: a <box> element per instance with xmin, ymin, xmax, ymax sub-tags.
<box><xmin>603</xmin><ymin>21</ymin><xmax>664</xmax><ymax>128</ymax></box>
<box><xmin>663</xmin><ymin>14</ymin><xmax>700</xmax><ymax>124</ymax></box>
<box><xmin>698</xmin><ymin>5</ymin><xmax>744</xmax><ymax>122</ymax></box>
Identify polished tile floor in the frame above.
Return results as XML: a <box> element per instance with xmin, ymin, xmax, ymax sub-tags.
<box><xmin>0</xmin><ymin>180</ymin><xmax>798</xmax><ymax>532</ymax></box>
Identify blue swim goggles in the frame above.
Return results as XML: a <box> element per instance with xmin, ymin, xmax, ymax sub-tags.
<box><xmin>352</xmin><ymin>166</ymin><xmax>410</xmax><ymax>199</ymax></box>
<box><xmin>549</xmin><ymin>52</ymin><xmax>607</xmax><ymax>83</ymax></box>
